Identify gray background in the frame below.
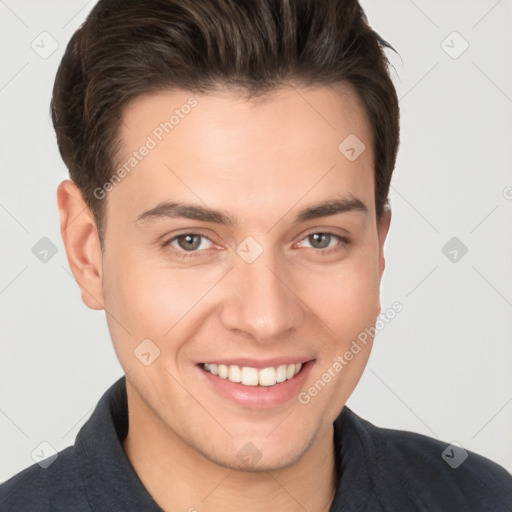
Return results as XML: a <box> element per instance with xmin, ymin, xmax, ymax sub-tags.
<box><xmin>1</xmin><ymin>0</ymin><xmax>511</xmax><ymax>481</ymax></box>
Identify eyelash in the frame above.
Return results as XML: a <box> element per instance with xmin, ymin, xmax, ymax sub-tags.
<box><xmin>162</xmin><ymin>231</ymin><xmax>351</xmax><ymax>259</ymax></box>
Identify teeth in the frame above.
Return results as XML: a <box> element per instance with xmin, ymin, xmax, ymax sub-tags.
<box><xmin>259</xmin><ymin>367</ymin><xmax>276</xmax><ymax>386</ymax></box>
<box><xmin>276</xmin><ymin>364</ymin><xmax>287</xmax><ymax>383</ymax></box>
<box><xmin>228</xmin><ymin>365</ymin><xmax>241</xmax><ymax>383</ymax></box>
<box><xmin>241</xmin><ymin>366</ymin><xmax>259</xmax><ymax>386</ymax></box>
<box><xmin>218</xmin><ymin>364</ymin><xmax>228</xmax><ymax>379</ymax></box>
<box><xmin>202</xmin><ymin>362</ymin><xmax>303</xmax><ymax>386</ymax></box>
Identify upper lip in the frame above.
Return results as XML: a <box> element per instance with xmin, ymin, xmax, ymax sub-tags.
<box><xmin>198</xmin><ymin>357</ymin><xmax>315</xmax><ymax>369</ymax></box>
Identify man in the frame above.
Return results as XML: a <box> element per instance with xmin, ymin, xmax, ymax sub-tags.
<box><xmin>1</xmin><ymin>0</ymin><xmax>511</xmax><ymax>510</ymax></box>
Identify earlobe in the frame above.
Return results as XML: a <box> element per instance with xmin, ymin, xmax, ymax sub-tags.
<box><xmin>57</xmin><ymin>179</ymin><xmax>105</xmax><ymax>311</ymax></box>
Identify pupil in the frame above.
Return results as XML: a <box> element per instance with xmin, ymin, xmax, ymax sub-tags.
<box><xmin>178</xmin><ymin>234</ymin><xmax>201</xmax><ymax>251</ymax></box>
<box><xmin>311</xmin><ymin>233</ymin><xmax>330</xmax><ymax>249</ymax></box>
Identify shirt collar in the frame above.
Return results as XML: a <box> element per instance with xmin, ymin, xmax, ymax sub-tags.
<box><xmin>75</xmin><ymin>375</ymin><xmax>163</xmax><ymax>511</ymax></box>
<box><xmin>75</xmin><ymin>375</ymin><xmax>374</xmax><ymax>511</ymax></box>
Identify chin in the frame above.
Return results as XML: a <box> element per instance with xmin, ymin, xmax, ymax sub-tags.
<box><xmin>192</xmin><ymin>425</ymin><xmax>319</xmax><ymax>473</ymax></box>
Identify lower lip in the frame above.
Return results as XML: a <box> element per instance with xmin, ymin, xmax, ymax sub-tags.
<box><xmin>196</xmin><ymin>360</ymin><xmax>315</xmax><ymax>409</ymax></box>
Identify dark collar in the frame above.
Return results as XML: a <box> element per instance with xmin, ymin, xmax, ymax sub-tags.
<box><xmin>75</xmin><ymin>376</ymin><xmax>163</xmax><ymax>510</ymax></box>
<box><xmin>75</xmin><ymin>375</ymin><xmax>375</xmax><ymax>511</ymax></box>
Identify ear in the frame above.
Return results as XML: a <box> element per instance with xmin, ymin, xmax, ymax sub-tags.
<box><xmin>377</xmin><ymin>203</ymin><xmax>392</xmax><ymax>281</ymax></box>
<box><xmin>57</xmin><ymin>179</ymin><xmax>105</xmax><ymax>311</ymax></box>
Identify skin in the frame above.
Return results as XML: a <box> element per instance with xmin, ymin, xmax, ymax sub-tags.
<box><xmin>57</xmin><ymin>83</ymin><xmax>391</xmax><ymax>512</ymax></box>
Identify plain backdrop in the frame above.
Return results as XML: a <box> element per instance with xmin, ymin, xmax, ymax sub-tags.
<box><xmin>1</xmin><ymin>0</ymin><xmax>511</xmax><ymax>482</ymax></box>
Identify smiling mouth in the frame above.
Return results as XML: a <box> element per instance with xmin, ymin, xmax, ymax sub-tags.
<box><xmin>199</xmin><ymin>362</ymin><xmax>307</xmax><ymax>387</ymax></box>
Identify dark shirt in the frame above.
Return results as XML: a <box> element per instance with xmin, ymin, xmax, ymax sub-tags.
<box><xmin>1</xmin><ymin>376</ymin><xmax>511</xmax><ymax>511</ymax></box>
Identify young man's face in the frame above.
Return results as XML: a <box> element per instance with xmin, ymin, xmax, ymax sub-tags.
<box><xmin>65</xmin><ymin>83</ymin><xmax>390</xmax><ymax>470</ymax></box>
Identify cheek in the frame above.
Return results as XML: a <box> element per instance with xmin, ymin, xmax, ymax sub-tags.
<box><xmin>300</xmin><ymin>258</ymin><xmax>381</xmax><ymax>337</ymax></box>
<box><xmin>103</xmin><ymin>253</ymin><xmax>224</xmax><ymax>342</ymax></box>
<box><xmin>298</xmin><ymin>261</ymin><xmax>381</xmax><ymax>409</ymax></box>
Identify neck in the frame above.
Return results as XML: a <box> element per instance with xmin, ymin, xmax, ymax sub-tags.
<box><xmin>123</xmin><ymin>384</ymin><xmax>337</xmax><ymax>512</ymax></box>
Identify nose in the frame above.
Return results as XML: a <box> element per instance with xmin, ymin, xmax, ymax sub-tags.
<box><xmin>219</xmin><ymin>247</ymin><xmax>304</xmax><ymax>343</ymax></box>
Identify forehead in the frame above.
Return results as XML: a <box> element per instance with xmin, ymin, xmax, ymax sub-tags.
<box><xmin>118</xmin><ymin>83</ymin><xmax>371</xmax><ymax>153</ymax></box>
<box><xmin>109</xmin><ymin>83</ymin><xmax>375</xmax><ymax>224</ymax></box>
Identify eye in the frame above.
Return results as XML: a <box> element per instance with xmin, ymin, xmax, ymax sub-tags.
<box><xmin>162</xmin><ymin>230</ymin><xmax>350</xmax><ymax>260</ymax></box>
<box><xmin>297</xmin><ymin>231</ymin><xmax>349</xmax><ymax>253</ymax></box>
<box><xmin>163</xmin><ymin>233</ymin><xmax>214</xmax><ymax>257</ymax></box>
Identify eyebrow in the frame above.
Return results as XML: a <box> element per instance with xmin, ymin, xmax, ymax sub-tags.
<box><xmin>134</xmin><ymin>195</ymin><xmax>368</xmax><ymax>226</ymax></box>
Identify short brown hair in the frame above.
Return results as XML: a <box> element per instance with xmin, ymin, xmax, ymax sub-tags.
<box><xmin>51</xmin><ymin>0</ymin><xmax>399</xmax><ymax>247</ymax></box>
